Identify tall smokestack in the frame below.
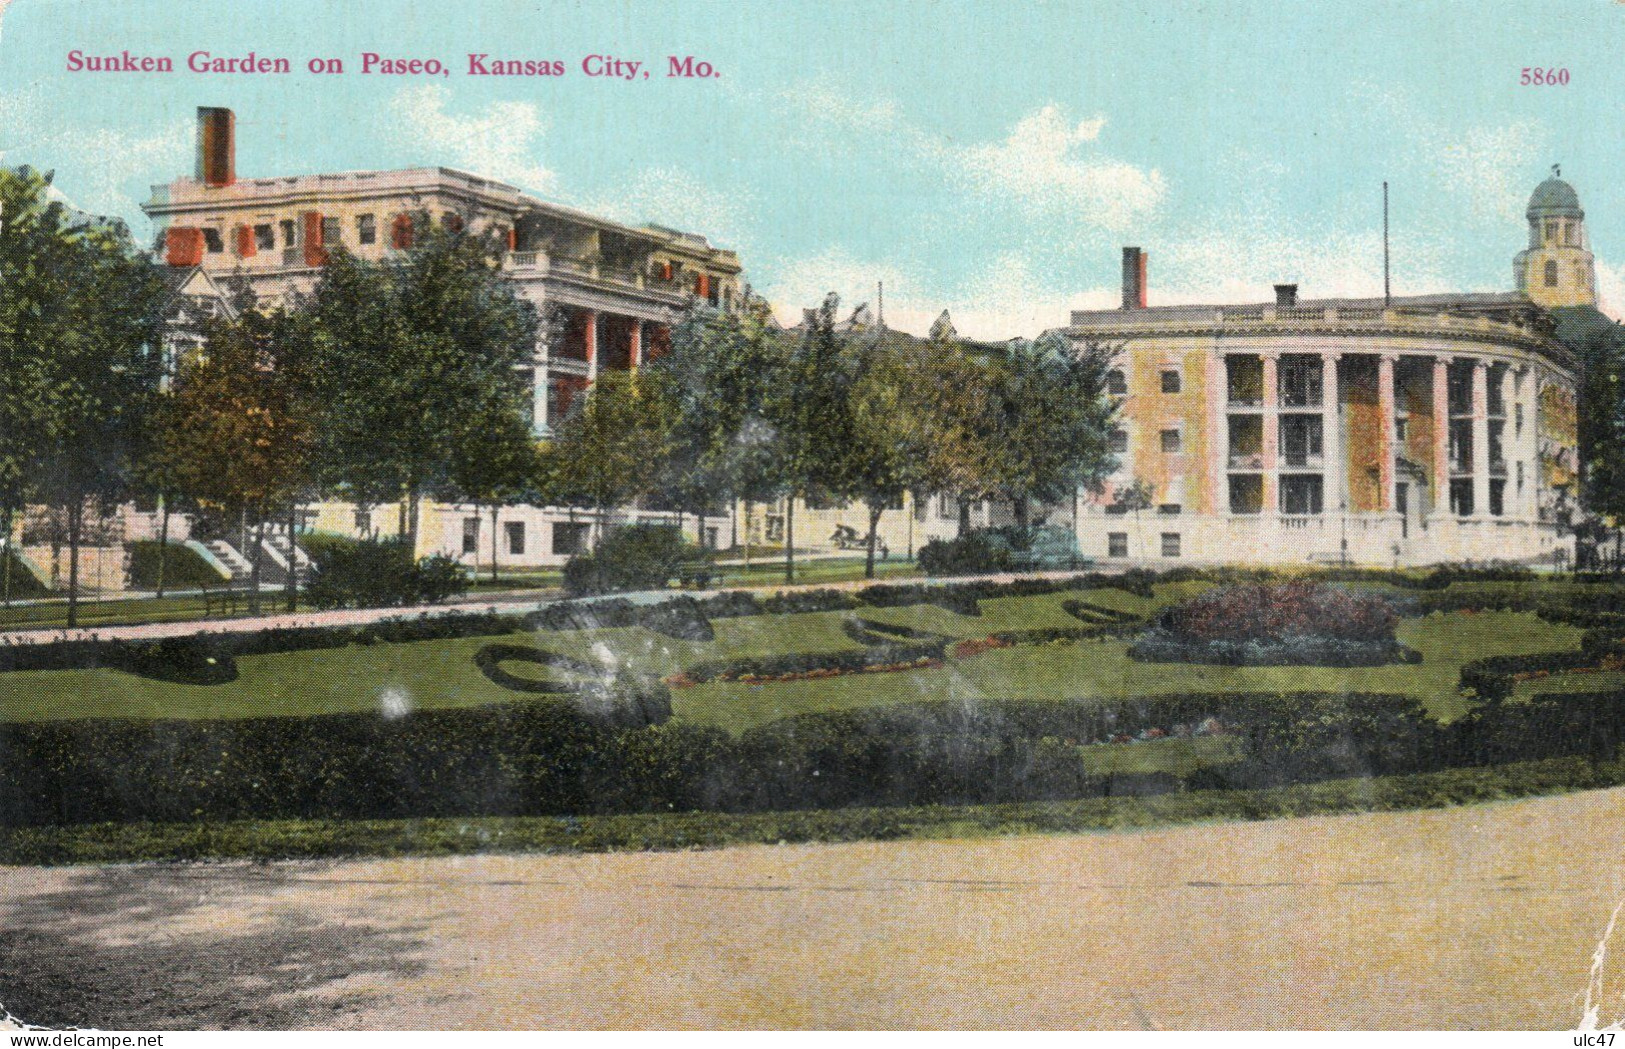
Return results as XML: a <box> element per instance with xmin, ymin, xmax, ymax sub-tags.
<box><xmin>1274</xmin><ymin>283</ymin><xmax>1298</xmax><ymax>307</ymax></box>
<box><xmin>196</xmin><ymin>107</ymin><xmax>235</xmax><ymax>188</ymax></box>
<box><xmin>1121</xmin><ymin>246</ymin><xmax>1147</xmax><ymax>310</ymax></box>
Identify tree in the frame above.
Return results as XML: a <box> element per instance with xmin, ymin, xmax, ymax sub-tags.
<box><xmin>981</xmin><ymin>333</ymin><xmax>1119</xmax><ymax>530</ymax></box>
<box><xmin>306</xmin><ymin>222</ymin><xmax>537</xmax><ymax>552</ymax></box>
<box><xmin>543</xmin><ymin>369</ymin><xmax>672</xmax><ymax>545</ymax></box>
<box><xmin>769</xmin><ymin>294</ymin><xmax>857</xmax><ymax>582</ymax></box>
<box><xmin>439</xmin><ymin>389</ymin><xmax>540</xmax><ymax>584</ymax></box>
<box><xmin>643</xmin><ymin>291</ymin><xmax>784</xmax><ymax>554</ymax></box>
<box><xmin>154</xmin><ymin>308</ymin><xmax>314</xmax><ymax>613</ymax></box>
<box><xmin>0</xmin><ymin>166</ymin><xmax>166</xmax><ymax>625</ymax></box>
<box><xmin>844</xmin><ymin>330</ymin><xmax>944</xmax><ymax>578</ymax></box>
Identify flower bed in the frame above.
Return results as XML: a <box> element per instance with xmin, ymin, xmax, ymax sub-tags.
<box><xmin>1129</xmin><ymin>582</ymin><xmax>1418</xmax><ymax>666</ymax></box>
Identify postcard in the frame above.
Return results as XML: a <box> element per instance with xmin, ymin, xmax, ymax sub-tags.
<box><xmin>3</xmin><ymin>0</ymin><xmax>1625</xmax><ymax>1033</ymax></box>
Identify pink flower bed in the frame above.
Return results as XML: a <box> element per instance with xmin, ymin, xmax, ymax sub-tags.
<box><xmin>1157</xmin><ymin>582</ymin><xmax>1398</xmax><ymax>645</ymax></box>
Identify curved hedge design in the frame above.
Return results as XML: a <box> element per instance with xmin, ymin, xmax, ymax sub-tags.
<box><xmin>472</xmin><ymin>644</ymin><xmax>599</xmax><ymax>694</ymax></box>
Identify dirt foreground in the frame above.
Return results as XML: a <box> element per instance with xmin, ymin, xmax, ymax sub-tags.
<box><xmin>5</xmin><ymin>787</ymin><xmax>1625</xmax><ymax>1030</ymax></box>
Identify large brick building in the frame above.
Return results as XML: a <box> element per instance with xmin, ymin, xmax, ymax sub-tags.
<box><xmin>1053</xmin><ymin>171</ymin><xmax>1592</xmax><ymax>567</ymax></box>
<box><xmin>142</xmin><ymin>107</ymin><xmax>743</xmax><ymax>569</ymax></box>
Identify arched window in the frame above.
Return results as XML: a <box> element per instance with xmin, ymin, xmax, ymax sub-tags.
<box><xmin>1545</xmin><ymin>260</ymin><xmax>1559</xmax><ymax>287</ymax></box>
<box><xmin>1106</xmin><ymin>369</ymin><xmax>1128</xmax><ymax>396</ymax></box>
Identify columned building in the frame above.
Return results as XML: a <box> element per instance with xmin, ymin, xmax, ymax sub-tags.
<box><xmin>1055</xmin><ymin>173</ymin><xmax>1589</xmax><ymax>568</ymax></box>
<box><xmin>141</xmin><ymin>108</ymin><xmax>743</xmax><ymax>568</ymax></box>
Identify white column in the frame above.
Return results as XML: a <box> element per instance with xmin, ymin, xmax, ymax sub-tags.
<box><xmin>584</xmin><ymin>309</ymin><xmax>599</xmax><ymax>382</ymax></box>
<box><xmin>1432</xmin><ymin>357</ymin><xmax>1450</xmax><ymax>519</ymax></box>
<box><xmin>1471</xmin><ymin>359</ymin><xmax>1490</xmax><ymax>518</ymax></box>
<box><xmin>532</xmin><ymin>332</ymin><xmax>551</xmax><ymax>437</ymax></box>
<box><xmin>1520</xmin><ymin>366</ymin><xmax>1540</xmax><ymax>519</ymax></box>
<box><xmin>1206</xmin><ymin>352</ymin><xmax>1226</xmax><ymax>516</ymax></box>
<box><xmin>1261</xmin><ymin>352</ymin><xmax>1279</xmax><ymax>517</ymax></box>
<box><xmin>629</xmin><ymin>319</ymin><xmax>644</xmax><ymax>372</ymax></box>
<box><xmin>1377</xmin><ymin>354</ymin><xmax>1397</xmax><ymax>512</ymax></box>
<box><xmin>1321</xmin><ymin>352</ymin><xmax>1342</xmax><ymax>516</ymax></box>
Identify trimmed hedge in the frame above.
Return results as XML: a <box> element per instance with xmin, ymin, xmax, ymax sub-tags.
<box><xmin>124</xmin><ymin>540</ymin><xmax>227</xmax><ymax>590</ymax></box>
<box><xmin>9</xmin><ymin>684</ymin><xmax>1625</xmax><ymax>830</ymax></box>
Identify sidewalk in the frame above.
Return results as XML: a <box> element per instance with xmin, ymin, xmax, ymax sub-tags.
<box><xmin>0</xmin><ymin>565</ymin><xmax>1117</xmax><ymax>646</ymax></box>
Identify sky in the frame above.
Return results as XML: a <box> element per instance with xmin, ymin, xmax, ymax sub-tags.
<box><xmin>2</xmin><ymin>0</ymin><xmax>1624</xmax><ymax>337</ymax></box>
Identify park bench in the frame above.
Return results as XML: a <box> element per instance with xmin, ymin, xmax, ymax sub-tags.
<box><xmin>673</xmin><ymin>561</ymin><xmax>721</xmax><ymax>589</ymax></box>
<box><xmin>201</xmin><ymin>581</ymin><xmax>246</xmax><ymax>617</ymax></box>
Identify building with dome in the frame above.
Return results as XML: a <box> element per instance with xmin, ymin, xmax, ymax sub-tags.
<box><xmin>1052</xmin><ymin>170</ymin><xmax>1593</xmax><ymax>567</ymax></box>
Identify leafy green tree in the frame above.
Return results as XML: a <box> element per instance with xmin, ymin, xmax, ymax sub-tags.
<box><xmin>770</xmin><ymin>294</ymin><xmax>858</xmax><ymax>582</ymax></box>
<box><xmin>844</xmin><ymin>330</ymin><xmax>942</xmax><ymax>578</ymax></box>
<box><xmin>439</xmin><ymin>389</ymin><xmax>540</xmax><ymax>584</ymax></box>
<box><xmin>982</xmin><ymin>333</ymin><xmax>1119</xmax><ymax>530</ymax></box>
<box><xmin>643</xmin><ymin>291</ymin><xmax>784</xmax><ymax>554</ymax></box>
<box><xmin>305</xmin><ymin>223</ymin><xmax>537</xmax><ymax>551</ymax></box>
<box><xmin>543</xmin><ymin>370</ymin><xmax>672</xmax><ymax>545</ymax></box>
<box><xmin>155</xmin><ymin>309</ymin><xmax>315</xmax><ymax>613</ymax></box>
<box><xmin>0</xmin><ymin>166</ymin><xmax>166</xmax><ymax>625</ymax></box>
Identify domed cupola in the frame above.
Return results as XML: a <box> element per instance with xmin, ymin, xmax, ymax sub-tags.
<box><xmin>1515</xmin><ymin>165</ymin><xmax>1596</xmax><ymax>308</ymax></box>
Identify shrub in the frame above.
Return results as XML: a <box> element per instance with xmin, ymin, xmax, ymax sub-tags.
<box><xmin>562</xmin><ymin>524</ymin><xmax>698</xmax><ymax>596</ymax></box>
<box><xmin>917</xmin><ymin>529</ymin><xmax>1017</xmax><ymax>576</ymax></box>
<box><xmin>639</xmin><ymin>596</ymin><xmax>716</xmax><ymax>641</ymax></box>
<box><xmin>123</xmin><ymin>541</ymin><xmax>228</xmax><ymax>590</ymax></box>
<box><xmin>759</xmin><ymin>588</ymin><xmax>861</xmax><ymax>614</ymax></box>
<box><xmin>303</xmin><ymin>537</ymin><xmax>468</xmax><ymax>609</ymax></box>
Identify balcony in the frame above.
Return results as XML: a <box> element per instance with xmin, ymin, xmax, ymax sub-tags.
<box><xmin>504</xmin><ymin>251</ymin><xmax>692</xmax><ymax>303</ymax></box>
<box><xmin>1228</xmin><ymin>453</ymin><xmax>1264</xmax><ymax>470</ymax></box>
<box><xmin>1281</xmin><ymin>453</ymin><xmax>1325</xmax><ymax>470</ymax></box>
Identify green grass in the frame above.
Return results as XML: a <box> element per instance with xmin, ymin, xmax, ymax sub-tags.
<box><xmin>0</xmin><ymin>582</ymin><xmax>1594</xmax><ymax>730</ymax></box>
<box><xmin>1076</xmin><ymin>735</ymin><xmax>1244</xmax><ymax>777</ymax></box>
<box><xmin>3</xmin><ymin>755</ymin><xmax>1614</xmax><ymax>866</ymax></box>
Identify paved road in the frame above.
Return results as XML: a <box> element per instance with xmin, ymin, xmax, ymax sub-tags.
<box><xmin>3</xmin><ymin>787</ymin><xmax>1622</xmax><ymax>1029</ymax></box>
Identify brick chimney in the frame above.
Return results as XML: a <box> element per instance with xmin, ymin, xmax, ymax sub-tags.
<box><xmin>1274</xmin><ymin>283</ymin><xmax>1298</xmax><ymax>307</ymax></box>
<box><xmin>196</xmin><ymin>107</ymin><xmax>235</xmax><ymax>188</ymax></box>
<box><xmin>1121</xmin><ymin>247</ymin><xmax>1148</xmax><ymax>310</ymax></box>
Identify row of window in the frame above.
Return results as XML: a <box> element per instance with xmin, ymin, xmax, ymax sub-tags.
<box><xmin>459</xmin><ymin>518</ymin><xmax>594</xmax><ymax>557</ymax></box>
<box><xmin>1106</xmin><ymin>532</ymin><xmax>1181</xmax><ymax>558</ymax></box>
<box><xmin>1109</xmin><ymin>428</ymin><xmax>1183</xmax><ymax>454</ymax></box>
<box><xmin>1106</xmin><ymin>368</ymin><xmax>1182</xmax><ymax>396</ymax></box>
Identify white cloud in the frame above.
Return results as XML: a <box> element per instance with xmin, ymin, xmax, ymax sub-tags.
<box><xmin>587</xmin><ymin>166</ymin><xmax>752</xmax><ymax>249</ymax></box>
<box><xmin>957</xmin><ymin>104</ymin><xmax>1164</xmax><ymax>230</ymax></box>
<box><xmin>1354</xmin><ymin>82</ymin><xmax>1545</xmax><ymax>226</ymax></box>
<box><xmin>389</xmin><ymin>83</ymin><xmax>555</xmax><ymax>194</ymax></box>
<box><xmin>1153</xmin><ymin>220</ymin><xmax>1455</xmax><ymax>306</ymax></box>
<box><xmin>760</xmin><ymin>247</ymin><xmax>1112</xmax><ymax>341</ymax></box>
<box><xmin>0</xmin><ymin>89</ymin><xmax>189</xmax><ymax>221</ymax></box>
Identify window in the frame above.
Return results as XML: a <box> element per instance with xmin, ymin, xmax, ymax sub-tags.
<box><xmin>1157</xmin><ymin>504</ymin><xmax>1182</xmax><ymax>515</ymax></box>
<box><xmin>253</xmin><ymin>224</ymin><xmax>275</xmax><ymax>251</ymax></box>
<box><xmin>705</xmin><ymin>526</ymin><xmax>720</xmax><ymax>549</ymax></box>
<box><xmin>1161</xmin><ymin>532</ymin><xmax>1182</xmax><ymax>558</ymax></box>
<box><xmin>280</xmin><ymin>219</ymin><xmax>298</xmax><ymax>247</ymax></box>
<box><xmin>1449</xmin><ymin>478</ymin><xmax>1475</xmax><ymax>517</ymax></box>
<box><xmin>462</xmin><ymin>517</ymin><xmax>480</xmax><ymax>555</ymax></box>
<box><xmin>1109</xmin><ymin>429</ymin><xmax>1129</xmax><ymax>454</ymax></box>
<box><xmin>1108</xmin><ymin>532</ymin><xmax>1129</xmax><ymax>558</ymax></box>
<box><xmin>1488</xmin><ymin>479</ymin><xmax>1506</xmax><ymax>517</ymax></box>
<box><xmin>1106</xmin><ymin>369</ymin><xmax>1127</xmax><ymax>396</ymax></box>
<box><xmin>1280</xmin><ymin>475</ymin><xmax>1324</xmax><ymax>515</ymax></box>
<box><xmin>1517</xmin><ymin>460</ymin><xmax>1525</xmax><ymax>491</ymax></box>
<box><xmin>357</xmin><ymin>214</ymin><xmax>376</xmax><ymax>245</ymax></box>
<box><xmin>1160</xmin><ymin>428</ymin><xmax>1182</xmax><ymax>454</ymax></box>
<box><xmin>1229</xmin><ymin>474</ymin><xmax>1263</xmax><ymax>515</ymax></box>
<box><xmin>552</xmin><ymin>522</ymin><xmax>590</xmax><ymax>555</ymax></box>
<box><xmin>201</xmin><ymin>227</ymin><xmax>223</xmax><ymax>253</ymax></box>
<box><xmin>506</xmin><ymin>521</ymin><xmax>526</xmax><ymax>556</ymax></box>
<box><xmin>1160</xmin><ymin>369</ymin><xmax>1182</xmax><ymax>394</ymax></box>
<box><xmin>321</xmin><ymin>217</ymin><xmax>341</xmax><ymax>246</ymax></box>
<box><xmin>1545</xmin><ymin>259</ymin><xmax>1559</xmax><ymax>287</ymax></box>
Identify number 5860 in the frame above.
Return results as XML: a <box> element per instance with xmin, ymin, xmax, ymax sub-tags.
<box><xmin>1521</xmin><ymin>67</ymin><xmax>1570</xmax><ymax>85</ymax></box>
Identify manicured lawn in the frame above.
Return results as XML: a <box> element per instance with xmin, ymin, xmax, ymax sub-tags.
<box><xmin>0</xmin><ymin>583</ymin><xmax>1592</xmax><ymax>729</ymax></box>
